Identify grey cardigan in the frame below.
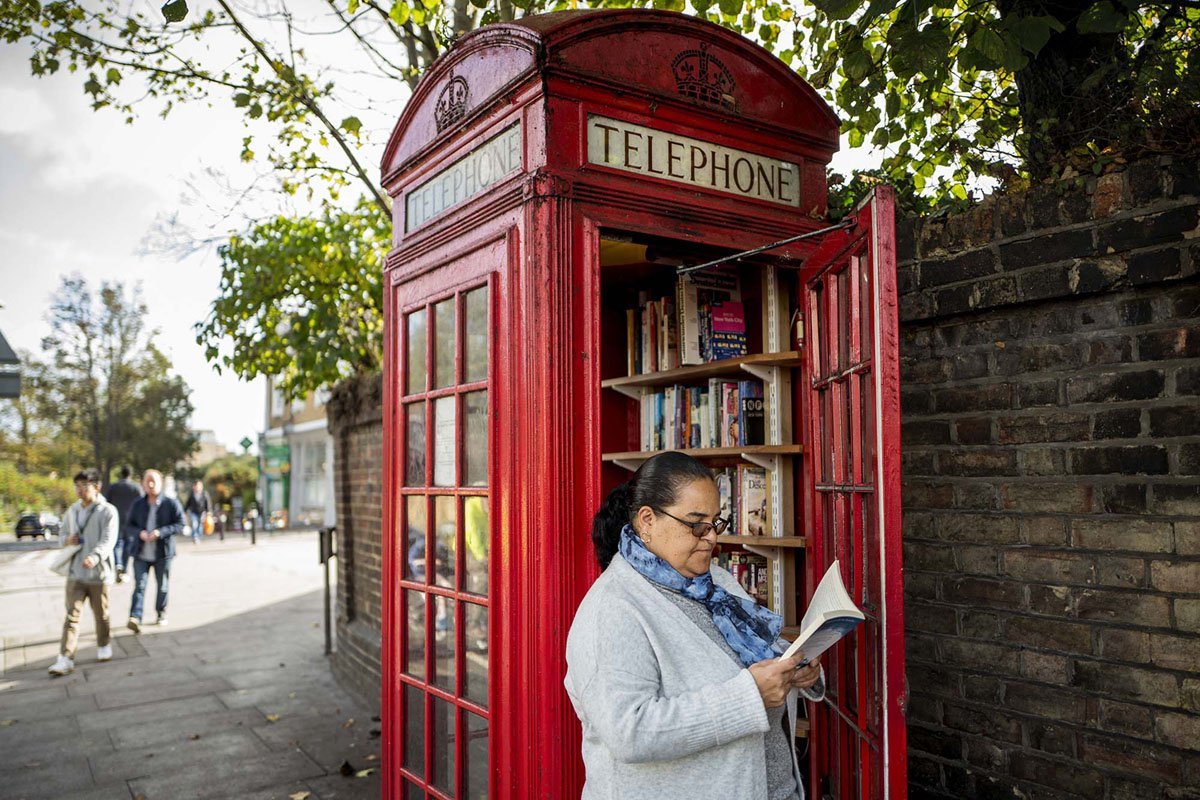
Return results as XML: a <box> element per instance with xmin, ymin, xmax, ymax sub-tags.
<box><xmin>564</xmin><ymin>554</ymin><xmax>822</xmax><ymax>800</ymax></box>
<box><xmin>60</xmin><ymin>496</ymin><xmax>118</xmax><ymax>585</ymax></box>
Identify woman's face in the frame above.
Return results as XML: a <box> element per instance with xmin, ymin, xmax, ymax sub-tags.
<box><xmin>637</xmin><ymin>477</ymin><xmax>721</xmax><ymax>579</ymax></box>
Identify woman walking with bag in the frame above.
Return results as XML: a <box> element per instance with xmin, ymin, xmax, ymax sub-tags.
<box><xmin>564</xmin><ymin>452</ymin><xmax>825</xmax><ymax>799</ymax></box>
<box><xmin>48</xmin><ymin>469</ymin><xmax>118</xmax><ymax>677</ymax></box>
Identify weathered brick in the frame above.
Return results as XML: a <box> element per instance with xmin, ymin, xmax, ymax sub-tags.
<box><xmin>940</xmin><ymin>449</ymin><xmax>1019</xmax><ymax>477</ymax></box>
<box><xmin>960</xmin><ymin>610</ymin><xmax>1001</xmax><ymax>639</ymax></box>
<box><xmin>965</xmin><ymin>736</ymin><xmax>1009</xmax><ymax>770</ymax></box>
<box><xmin>1016</xmin><ymin>379</ymin><xmax>1059</xmax><ymax>408</ymax></box>
<box><xmin>1098</xmin><ymin>206</ymin><xmax>1200</xmax><ymax>252</ymax></box>
<box><xmin>1176</xmin><ymin>599</ymin><xmax>1200</xmax><ymax>633</ymax></box>
<box><xmin>907</xmin><ymin>663</ymin><xmax>960</xmax><ymax>698</ymax></box>
<box><xmin>963</xmin><ymin>678</ymin><xmax>1005</xmax><ymax>707</ymax></box>
<box><xmin>1093</xmin><ymin>408</ymin><xmax>1142</xmax><ymax>439</ymax></box>
<box><xmin>1096</xmin><ymin>556</ymin><xmax>1147</xmax><ymax>588</ymax></box>
<box><xmin>1069</xmin><ymin>445</ymin><xmax>1170</xmax><ymax>476</ymax></box>
<box><xmin>955</xmin><ymin>417</ymin><xmax>994</xmax><ymax>445</ymax></box>
<box><xmin>903</xmin><ymin>420</ymin><xmax>953</xmax><ymax>446</ymax></box>
<box><xmin>1150</xmin><ymin>561</ymin><xmax>1200</xmax><ymax>594</ymax></box>
<box><xmin>1156</xmin><ymin>711</ymin><xmax>1200</xmax><ymax>749</ymax></box>
<box><xmin>1177</xmin><ymin>365</ymin><xmax>1200</xmax><ymax>395</ymax></box>
<box><xmin>1098</xmin><ymin>628</ymin><xmax>1152</xmax><ymax>662</ymax></box>
<box><xmin>1152</xmin><ymin>484</ymin><xmax>1200</xmax><ymax>515</ymax></box>
<box><xmin>1071</xmin><ymin>518</ymin><xmax>1173</xmax><ymax>554</ymax></box>
<box><xmin>1017</xmin><ymin>265</ymin><xmax>1074</xmax><ymax>303</ymax></box>
<box><xmin>1019</xmin><ymin>448</ymin><xmax>1065</xmax><ymax>476</ymax></box>
<box><xmin>1003</xmin><ymin>550</ymin><xmax>1095</xmax><ymax>585</ymax></box>
<box><xmin>907</xmin><ymin>601</ymin><xmax>959</xmax><ymax>634</ymax></box>
<box><xmin>1081</xmin><ymin>334</ymin><xmax>1133</xmax><ymax>366</ymax></box>
<box><xmin>907</xmin><ymin>723</ymin><xmax>963</xmax><ymax>759</ymax></box>
<box><xmin>1076</xmin><ymin>589</ymin><xmax>1172</xmax><ymax>626</ymax></box>
<box><xmin>1000</xmin><ymin>482</ymin><xmax>1093</xmax><ymax>513</ymax></box>
<box><xmin>1168</xmin><ymin>158</ymin><xmax>1200</xmax><ymax>198</ymax></box>
<box><xmin>955</xmin><ymin>483</ymin><xmax>1000</xmax><ymax>510</ymax></box>
<box><xmin>937</xmin><ymin>514</ymin><xmax>1020</xmax><ymax>544</ymax></box>
<box><xmin>1100</xmin><ymin>484</ymin><xmax>1150</xmax><ymax>514</ymax></box>
<box><xmin>1150</xmin><ymin>632</ymin><xmax>1200</xmax><ymax>670</ymax></box>
<box><xmin>1138</xmin><ymin>328</ymin><xmax>1200</xmax><ymax>361</ymax></box>
<box><xmin>997</xmin><ymin>413</ymin><xmax>1091</xmax><ymax>444</ymax></box>
<box><xmin>1069</xmin><ymin>256</ymin><xmax>1128</xmax><ymax>294</ymax></box>
<box><xmin>1006</xmin><ymin>616</ymin><xmax>1093</xmax><ymax>653</ymax></box>
<box><xmin>905</xmin><ymin>541</ymin><xmax>958</xmax><ymax>572</ymax></box>
<box><xmin>907</xmin><ymin>632</ymin><xmax>941</xmax><ymax>663</ymax></box>
<box><xmin>1129</xmin><ymin>247</ymin><xmax>1187</xmax><ymax>285</ymax></box>
<box><xmin>1180</xmin><ymin>444</ymin><xmax>1200</xmax><ymax>475</ymax></box>
<box><xmin>1094</xmin><ymin>172</ymin><xmax>1125</xmax><ymax>217</ymax></box>
<box><xmin>951</xmin><ymin>350</ymin><xmax>991</xmax><ymax>380</ymax></box>
<box><xmin>920</xmin><ymin>248</ymin><xmax>998</xmax><ymax>288</ymax></box>
<box><xmin>1028</xmin><ymin>584</ymin><xmax>1074</xmax><ymax>616</ymax></box>
<box><xmin>1098</xmin><ymin>699</ymin><xmax>1155</xmax><ymax>738</ymax></box>
<box><xmin>943</xmin><ymin>702</ymin><xmax>1023</xmax><ymax>743</ymax></box>
<box><xmin>1006</xmin><ymin>681</ymin><xmax>1089</xmax><ymax>723</ymax></box>
<box><xmin>956</xmin><ymin>545</ymin><xmax>999</xmax><ymax>574</ymax></box>
<box><xmin>1080</xmin><ymin>733</ymin><xmax>1183</xmax><ymax>783</ymax></box>
<box><xmin>943</xmin><ymin>576</ymin><xmax>1024</xmax><ymax>610</ymax></box>
<box><xmin>1022</xmin><ymin>517</ymin><xmax>1068</xmax><ymax>546</ymax></box>
<box><xmin>1065</xmin><ymin>370</ymin><xmax>1166</xmax><ymax>404</ymax></box>
<box><xmin>1021</xmin><ymin>651</ymin><xmax>1070</xmax><ymax>684</ymax></box>
<box><xmin>1073</xmin><ymin>661</ymin><xmax>1180</xmax><ymax>707</ymax></box>
<box><xmin>1000</xmin><ymin>229</ymin><xmax>1094</xmax><ymax>270</ymax></box>
<box><xmin>902</xmin><ymin>355</ymin><xmax>954</xmax><ymax>384</ymax></box>
<box><xmin>1177</xmin><ymin>521</ymin><xmax>1200</xmax><ymax>556</ymax></box>
<box><xmin>935</xmin><ymin>383</ymin><xmax>1013</xmax><ymax>413</ymax></box>
<box><xmin>1184</xmin><ymin>678</ymin><xmax>1200</xmax><ymax>713</ymax></box>
<box><xmin>1011</xmin><ymin>752</ymin><xmax>1103</xmax><ymax>796</ymax></box>
<box><xmin>902</xmin><ymin>388</ymin><xmax>934</xmax><ymax>415</ymax></box>
<box><xmin>1026</xmin><ymin>720</ymin><xmax>1076</xmax><ymax>757</ymax></box>
<box><xmin>903</xmin><ymin>450</ymin><xmax>938</xmax><ymax>475</ymax></box>
<box><xmin>904</xmin><ymin>481</ymin><xmax>956</xmax><ymax>509</ymax></box>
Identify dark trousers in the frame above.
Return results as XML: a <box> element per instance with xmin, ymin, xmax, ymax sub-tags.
<box><xmin>130</xmin><ymin>558</ymin><xmax>171</xmax><ymax>620</ymax></box>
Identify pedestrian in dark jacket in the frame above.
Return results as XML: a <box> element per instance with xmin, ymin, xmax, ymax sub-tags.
<box><xmin>183</xmin><ymin>480</ymin><xmax>212</xmax><ymax>543</ymax></box>
<box><xmin>124</xmin><ymin>470</ymin><xmax>184</xmax><ymax>631</ymax></box>
<box><xmin>104</xmin><ymin>465</ymin><xmax>143</xmax><ymax>582</ymax></box>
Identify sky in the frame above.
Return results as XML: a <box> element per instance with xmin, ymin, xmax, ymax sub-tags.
<box><xmin>0</xmin><ymin>9</ymin><xmax>881</xmax><ymax>456</ymax></box>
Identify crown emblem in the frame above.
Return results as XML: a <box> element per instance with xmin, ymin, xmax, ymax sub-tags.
<box><xmin>434</xmin><ymin>75</ymin><xmax>470</xmax><ymax>132</ymax></box>
<box><xmin>671</xmin><ymin>43</ymin><xmax>737</xmax><ymax>110</ymax></box>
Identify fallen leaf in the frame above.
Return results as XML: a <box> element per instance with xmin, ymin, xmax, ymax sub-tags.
<box><xmin>279</xmin><ymin>662</ymin><xmax>286</xmax><ymax>668</ymax></box>
<box><xmin>355</xmin><ymin>768</ymin><xmax>376</xmax><ymax>778</ymax></box>
<box><xmin>187</xmin><ymin>734</ymin><xmax>201</xmax><ymax>741</ymax></box>
<box><xmin>145</xmin><ymin>753</ymin><xmax>155</xmax><ymax>759</ymax></box>
<box><xmin>23</xmin><ymin>761</ymin><xmax>42</xmax><ymax>768</ymax></box>
<box><xmin>289</xmin><ymin>692</ymin><xmax>296</xmax><ymax>699</ymax></box>
<box><xmin>289</xmin><ymin>792</ymin><xmax>312</xmax><ymax>800</ymax></box>
<box><xmin>342</xmin><ymin>718</ymin><xmax>355</xmax><ymax>728</ymax></box>
<box><xmin>369</xmin><ymin>728</ymin><xmax>381</xmax><ymax>738</ymax></box>
<box><xmin>312</xmin><ymin>622</ymin><xmax>319</xmax><ymax>628</ymax></box>
<box><xmin>365</xmin><ymin>754</ymin><xmax>378</xmax><ymax>762</ymax></box>
<box><xmin>370</xmin><ymin>715</ymin><xmax>381</xmax><ymax>722</ymax></box>
<box><xmin>0</xmin><ymin>719</ymin><xmax>16</xmax><ymax>727</ymax></box>
<box><xmin>135</xmin><ymin>795</ymin><xmax>147</xmax><ymax>800</ymax></box>
<box><xmin>339</xmin><ymin>760</ymin><xmax>355</xmax><ymax>776</ymax></box>
<box><xmin>265</xmin><ymin>713</ymin><xmax>280</xmax><ymax>723</ymax></box>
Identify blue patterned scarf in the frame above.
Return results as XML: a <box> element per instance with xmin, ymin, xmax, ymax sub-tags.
<box><xmin>619</xmin><ymin>525</ymin><xmax>782</xmax><ymax>667</ymax></box>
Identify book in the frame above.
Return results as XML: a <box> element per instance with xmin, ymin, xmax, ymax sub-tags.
<box><xmin>714</xmin><ymin>468</ymin><xmax>735</xmax><ymax>524</ymax></box>
<box><xmin>738</xmin><ymin>466</ymin><xmax>768</xmax><ymax>536</ymax></box>
<box><xmin>779</xmin><ymin>560</ymin><xmax>865</xmax><ymax>665</ymax></box>
<box><xmin>738</xmin><ymin>380</ymin><xmax>765</xmax><ymax>446</ymax></box>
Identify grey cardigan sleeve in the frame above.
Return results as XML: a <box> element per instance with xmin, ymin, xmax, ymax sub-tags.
<box><xmin>90</xmin><ymin>505</ymin><xmax>117</xmax><ymax>562</ymax></box>
<box><xmin>570</xmin><ymin>600</ymin><xmax>770</xmax><ymax>764</ymax></box>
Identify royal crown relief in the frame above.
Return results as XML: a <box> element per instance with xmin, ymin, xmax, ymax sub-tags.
<box><xmin>672</xmin><ymin>42</ymin><xmax>737</xmax><ymax>111</ymax></box>
<box><xmin>434</xmin><ymin>74</ymin><xmax>470</xmax><ymax>132</ymax></box>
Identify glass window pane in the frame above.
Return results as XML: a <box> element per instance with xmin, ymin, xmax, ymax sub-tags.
<box><xmin>463</xmin><ymin>496</ymin><xmax>489</xmax><ymax>597</ymax></box>
<box><xmin>434</xmin><ymin>298</ymin><xmax>456</xmax><ymax>389</ymax></box>
<box><xmin>465</xmin><ymin>602</ymin><xmax>488</xmax><ymax>708</ymax></box>
<box><xmin>433</xmin><ymin>597</ymin><xmax>455</xmax><ymax>693</ymax></box>
<box><xmin>434</xmin><ymin>396</ymin><xmax>456</xmax><ymax>487</ymax></box>
<box><xmin>464</xmin><ymin>710</ymin><xmax>488</xmax><ymax>800</ymax></box>
<box><xmin>403</xmin><ymin>684</ymin><xmax>425</xmax><ymax>777</ymax></box>
<box><xmin>404</xmin><ymin>591</ymin><xmax>425</xmax><ymax>679</ymax></box>
<box><xmin>407</xmin><ymin>310</ymin><xmax>427</xmax><ymax>396</ymax></box>
<box><xmin>406</xmin><ymin>404</ymin><xmax>426</xmax><ymax>486</ymax></box>
<box><xmin>464</xmin><ymin>391</ymin><xmax>488</xmax><ymax>487</ymax></box>
<box><xmin>431</xmin><ymin>697</ymin><xmax>456</xmax><ymax>796</ymax></box>
<box><xmin>405</xmin><ymin>497</ymin><xmax>427</xmax><ymax>582</ymax></box>
<box><xmin>434</xmin><ymin>496</ymin><xmax>457</xmax><ymax>588</ymax></box>
<box><xmin>403</xmin><ymin>779</ymin><xmax>425</xmax><ymax>800</ymax></box>
<box><xmin>465</xmin><ymin>287</ymin><xmax>488</xmax><ymax>383</ymax></box>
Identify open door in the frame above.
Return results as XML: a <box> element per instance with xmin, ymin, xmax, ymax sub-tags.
<box><xmin>800</xmin><ymin>186</ymin><xmax>906</xmax><ymax>799</ymax></box>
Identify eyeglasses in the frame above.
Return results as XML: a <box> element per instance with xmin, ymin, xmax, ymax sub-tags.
<box><xmin>652</xmin><ymin>507</ymin><xmax>731</xmax><ymax>538</ymax></box>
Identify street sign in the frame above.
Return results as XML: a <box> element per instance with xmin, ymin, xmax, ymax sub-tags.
<box><xmin>240</xmin><ymin>436</ymin><xmax>253</xmax><ymax>452</ymax></box>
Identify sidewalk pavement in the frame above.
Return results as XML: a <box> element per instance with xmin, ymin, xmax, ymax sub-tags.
<box><xmin>0</xmin><ymin>532</ymin><xmax>381</xmax><ymax>800</ymax></box>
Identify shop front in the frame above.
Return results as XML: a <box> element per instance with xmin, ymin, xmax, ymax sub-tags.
<box><xmin>380</xmin><ymin>10</ymin><xmax>906</xmax><ymax>799</ymax></box>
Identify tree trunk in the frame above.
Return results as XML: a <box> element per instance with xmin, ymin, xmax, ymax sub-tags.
<box><xmin>1002</xmin><ymin>0</ymin><xmax>1132</xmax><ymax>180</ymax></box>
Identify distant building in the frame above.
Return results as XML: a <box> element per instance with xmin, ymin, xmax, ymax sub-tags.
<box><xmin>259</xmin><ymin>378</ymin><xmax>335</xmax><ymax>529</ymax></box>
<box><xmin>178</xmin><ymin>429</ymin><xmax>231</xmax><ymax>471</ymax></box>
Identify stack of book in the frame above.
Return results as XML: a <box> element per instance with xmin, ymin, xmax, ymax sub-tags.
<box><xmin>639</xmin><ymin>380</ymin><xmax>765</xmax><ymax>451</ymax></box>
<box><xmin>713</xmin><ymin>550</ymin><xmax>772</xmax><ymax>607</ymax></box>
<box><xmin>713</xmin><ymin>465</ymin><xmax>771</xmax><ymax>539</ymax></box>
<box><xmin>626</xmin><ymin>271</ymin><xmax>747</xmax><ymax>375</ymax></box>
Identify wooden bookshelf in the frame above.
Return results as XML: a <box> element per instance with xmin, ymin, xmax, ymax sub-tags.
<box><xmin>602</xmin><ymin>351</ymin><xmax>803</xmax><ymax>395</ymax></box>
<box><xmin>718</xmin><ymin>534</ymin><xmax>809</xmax><ymax>549</ymax></box>
<box><xmin>602</xmin><ymin>444</ymin><xmax>803</xmax><ymax>468</ymax></box>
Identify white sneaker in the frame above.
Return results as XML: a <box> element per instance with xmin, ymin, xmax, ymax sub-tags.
<box><xmin>48</xmin><ymin>655</ymin><xmax>74</xmax><ymax>676</ymax></box>
<box><xmin>156</xmin><ymin>615</ymin><xmax>168</xmax><ymax>626</ymax></box>
<box><xmin>96</xmin><ymin>645</ymin><xmax>113</xmax><ymax>662</ymax></box>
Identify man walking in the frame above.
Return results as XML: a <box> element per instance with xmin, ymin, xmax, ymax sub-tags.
<box><xmin>125</xmin><ymin>469</ymin><xmax>184</xmax><ymax>632</ymax></box>
<box><xmin>183</xmin><ymin>480</ymin><xmax>212</xmax><ymax>544</ymax></box>
<box><xmin>105</xmin><ymin>465</ymin><xmax>143</xmax><ymax>583</ymax></box>
<box><xmin>48</xmin><ymin>469</ymin><xmax>118</xmax><ymax>677</ymax></box>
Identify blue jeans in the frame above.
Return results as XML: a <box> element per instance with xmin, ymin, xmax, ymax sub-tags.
<box><xmin>188</xmin><ymin>511</ymin><xmax>203</xmax><ymax>542</ymax></box>
<box><xmin>114</xmin><ymin>536</ymin><xmax>135</xmax><ymax>573</ymax></box>
<box><xmin>130</xmin><ymin>558</ymin><xmax>171</xmax><ymax>620</ymax></box>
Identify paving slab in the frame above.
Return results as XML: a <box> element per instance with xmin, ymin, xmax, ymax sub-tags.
<box><xmin>108</xmin><ymin>707</ymin><xmax>265</xmax><ymax>749</ymax></box>
<box><xmin>90</xmin><ymin>728</ymin><xmax>274</xmax><ymax>784</ymax></box>
<box><xmin>128</xmin><ymin>748</ymin><xmax>327</xmax><ymax>800</ymax></box>
<box><xmin>0</xmin><ymin>756</ymin><xmax>98</xmax><ymax>800</ymax></box>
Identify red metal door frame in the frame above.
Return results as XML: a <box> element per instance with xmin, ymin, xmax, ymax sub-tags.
<box><xmin>800</xmin><ymin>186</ymin><xmax>906</xmax><ymax>799</ymax></box>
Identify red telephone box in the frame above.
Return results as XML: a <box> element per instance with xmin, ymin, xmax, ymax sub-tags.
<box><xmin>380</xmin><ymin>10</ymin><xmax>906</xmax><ymax>799</ymax></box>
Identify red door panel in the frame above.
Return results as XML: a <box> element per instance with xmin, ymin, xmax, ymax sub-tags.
<box><xmin>801</xmin><ymin>186</ymin><xmax>906</xmax><ymax>800</ymax></box>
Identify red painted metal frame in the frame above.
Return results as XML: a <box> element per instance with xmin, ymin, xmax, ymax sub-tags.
<box><xmin>800</xmin><ymin>186</ymin><xmax>906</xmax><ymax>799</ymax></box>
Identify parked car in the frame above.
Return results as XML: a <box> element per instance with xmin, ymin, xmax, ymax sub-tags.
<box><xmin>15</xmin><ymin>513</ymin><xmax>61</xmax><ymax>540</ymax></box>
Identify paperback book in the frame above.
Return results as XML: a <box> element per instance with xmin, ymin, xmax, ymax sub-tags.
<box><xmin>779</xmin><ymin>561</ymin><xmax>865</xmax><ymax>665</ymax></box>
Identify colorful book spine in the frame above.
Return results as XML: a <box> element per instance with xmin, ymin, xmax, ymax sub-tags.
<box><xmin>738</xmin><ymin>465</ymin><xmax>768</xmax><ymax>536</ymax></box>
<box><xmin>738</xmin><ymin>380</ymin><xmax>765</xmax><ymax>446</ymax></box>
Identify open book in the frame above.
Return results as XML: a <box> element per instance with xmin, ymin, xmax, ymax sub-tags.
<box><xmin>779</xmin><ymin>560</ymin><xmax>864</xmax><ymax>664</ymax></box>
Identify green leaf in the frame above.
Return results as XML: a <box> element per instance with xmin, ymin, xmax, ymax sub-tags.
<box><xmin>105</xmin><ymin>67</ymin><xmax>121</xmax><ymax>84</ymax></box>
<box><xmin>717</xmin><ymin>0</ymin><xmax>741</xmax><ymax>16</ymax></box>
<box><xmin>1004</xmin><ymin>15</ymin><xmax>1060</xmax><ymax>56</ymax></box>
<box><xmin>847</xmin><ymin>127</ymin><xmax>864</xmax><ymax>148</ymax></box>
<box><xmin>967</xmin><ymin>26</ymin><xmax>1007</xmax><ymax>70</ymax></box>
<box><xmin>348</xmin><ymin>0</ymin><xmax>359</xmax><ymax>12</ymax></box>
<box><xmin>389</xmin><ymin>2</ymin><xmax>410</xmax><ymax>26</ymax></box>
<box><xmin>161</xmin><ymin>0</ymin><xmax>188</xmax><ymax>23</ymax></box>
<box><xmin>950</xmin><ymin>183</ymin><xmax>968</xmax><ymax>200</ymax></box>
<box><xmin>842</xmin><ymin>40</ymin><xmax>872</xmax><ymax>82</ymax></box>
<box><xmin>812</xmin><ymin>0</ymin><xmax>859</xmax><ymax>21</ymax></box>
<box><xmin>340</xmin><ymin>115</ymin><xmax>362</xmax><ymax>135</ymax></box>
<box><xmin>1076</xmin><ymin>3</ymin><xmax>1127</xmax><ymax>35</ymax></box>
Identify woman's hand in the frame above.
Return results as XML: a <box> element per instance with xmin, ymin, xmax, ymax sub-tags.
<box><xmin>791</xmin><ymin>657</ymin><xmax>821</xmax><ymax>690</ymax></box>
<box><xmin>749</xmin><ymin>655</ymin><xmax>801</xmax><ymax>708</ymax></box>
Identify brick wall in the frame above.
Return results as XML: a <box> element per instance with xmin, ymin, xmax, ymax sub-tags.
<box><xmin>327</xmin><ymin>373</ymin><xmax>384</xmax><ymax>713</ymax></box>
<box><xmin>899</xmin><ymin>157</ymin><xmax>1200</xmax><ymax>799</ymax></box>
